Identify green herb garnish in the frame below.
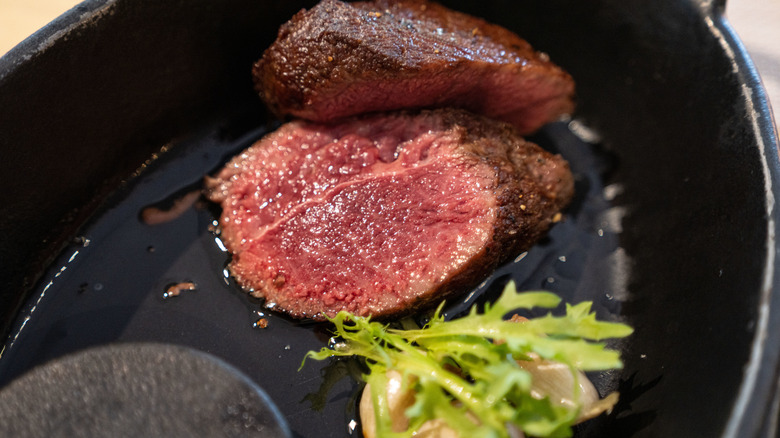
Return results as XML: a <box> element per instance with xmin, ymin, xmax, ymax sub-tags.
<box><xmin>303</xmin><ymin>282</ymin><xmax>633</xmax><ymax>437</ymax></box>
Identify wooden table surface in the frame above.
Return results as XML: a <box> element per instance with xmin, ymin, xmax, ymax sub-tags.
<box><xmin>1</xmin><ymin>0</ymin><xmax>778</xmax><ymax>123</ymax></box>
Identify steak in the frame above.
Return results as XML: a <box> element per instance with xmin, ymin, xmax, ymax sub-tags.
<box><xmin>252</xmin><ymin>0</ymin><xmax>576</xmax><ymax>135</ymax></box>
<box><xmin>205</xmin><ymin>109</ymin><xmax>573</xmax><ymax>320</ymax></box>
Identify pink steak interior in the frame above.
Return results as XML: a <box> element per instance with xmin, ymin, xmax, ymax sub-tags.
<box><xmin>207</xmin><ymin>112</ymin><xmax>498</xmax><ymax>318</ymax></box>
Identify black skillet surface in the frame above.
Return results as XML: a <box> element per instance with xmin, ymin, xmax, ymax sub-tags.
<box><xmin>0</xmin><ymin>0</ymin><xmax>779</xmax><ymax>437</ymax></box>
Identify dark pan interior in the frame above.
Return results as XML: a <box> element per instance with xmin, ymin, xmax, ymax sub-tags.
<box><xmin>1</xmin><ymin>0</ymin><xmax>779</xmax><ymax>437</ymax></box>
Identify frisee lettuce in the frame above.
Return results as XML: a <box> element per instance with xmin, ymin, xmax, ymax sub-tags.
<box><xmin>302</xmin><ymin>282</ymin><xmax>633</xmax><ymax>438</ymax></box>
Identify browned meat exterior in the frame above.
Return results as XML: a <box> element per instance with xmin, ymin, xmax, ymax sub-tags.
<box><xmin>205</xmin><ymin>109</ymin><xmax>573</xmax><ymax>320</ymax></box>
<box><xmin>252</xmin><ymin>0</ymin><xmax>575</xmax><ymax>135</ymax></box>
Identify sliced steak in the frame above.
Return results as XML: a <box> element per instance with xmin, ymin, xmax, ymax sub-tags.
<box><xmin>253</xmin><ymin>0</ymin><xmax>575</xmax><ymax>135</ymax></box>
<box><xmin>205</xmin><ymin>109</ymin><xmax>573</xmax><ymax>320</ymax></box>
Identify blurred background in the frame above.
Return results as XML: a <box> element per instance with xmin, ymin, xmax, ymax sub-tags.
<box><xmin>1</xmin><ymin>0</ymin><xmax>778</xmax><ymax>122</ymax></box>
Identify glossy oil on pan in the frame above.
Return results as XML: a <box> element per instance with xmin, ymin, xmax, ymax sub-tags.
<box><xmin>0</xmin><ymin>0</ymin><xmax>779</xmax><ymax>437</ymax></box>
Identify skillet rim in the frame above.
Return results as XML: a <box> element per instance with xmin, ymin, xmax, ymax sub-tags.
<box><xmin>709</xmin><ymin>5</ymin><xmax>780</xmax><ymax>436</ymax></box>
<box><xmin>0</xmin><ymin>0</ymin><xmax>116</xmax><ymax>79</ymax></box>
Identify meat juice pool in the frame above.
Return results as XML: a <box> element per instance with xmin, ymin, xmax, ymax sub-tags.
<box><xmin>0</xmin><ymin>118</ymin><xmax>627</xmax><ymax>437</ymax></box>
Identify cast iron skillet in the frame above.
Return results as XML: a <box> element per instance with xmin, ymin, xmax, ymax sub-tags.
<box><xmin>1</xmin><ymin>0</ymin><xmax>779</xmax><ymax>437</ymax></box>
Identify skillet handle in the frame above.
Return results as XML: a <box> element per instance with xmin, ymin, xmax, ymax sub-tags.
<box><xmin>696</xmin><ymin>0</ymin><xmax>726</xmax><ymax>16</ymax></box>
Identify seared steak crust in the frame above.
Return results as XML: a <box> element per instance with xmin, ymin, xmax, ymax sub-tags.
<box><xmin>205</xmin><ymin>109</ymin><xmax>573</xmax><ymax>320</ymax></box>
<box><xmin>253</xmin><ymin>0</ymin><xmax>575</xmax><ymax>135</ymax></box>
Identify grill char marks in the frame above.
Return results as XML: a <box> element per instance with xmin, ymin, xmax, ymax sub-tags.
<box><xmin>253</xmin><ymin>0</ymin><xmax>575</xmax><ymax>135</ymax></box>
<box><xmin>205</xmin><ymin>109</ymin><xmax>573</xmax><ymax>320</ymax></box>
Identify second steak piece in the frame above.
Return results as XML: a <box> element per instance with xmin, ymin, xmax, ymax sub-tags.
<box><xmin>205</xmin><ymin>109</ymin><xmax>573</xmax><ymax>320</ymax></box>
<box><xmin>253</xmin><ymin>0</ymin><xmax>575</xmax><ymax>135</ymax></box>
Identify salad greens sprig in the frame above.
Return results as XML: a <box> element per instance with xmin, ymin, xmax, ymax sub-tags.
<box><xmin>303</xmin><ymin>282</ymin><xmax>633</xmax><ymax>437</ymax></box>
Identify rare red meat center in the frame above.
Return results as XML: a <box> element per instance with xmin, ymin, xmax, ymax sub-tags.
<box><xmin>205</xmin><ymin>109</ymin><xmax>573</xmax><ymax>320</ymax></box>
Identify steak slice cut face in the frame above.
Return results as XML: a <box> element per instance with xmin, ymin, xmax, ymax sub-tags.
<box><xmin>253</xmin><ymin>0</ymin><xmax>576</xmax><ymax>135</ymax></box>
<box><xmin>205</xmin><ymin>109</ymin><xmax>573</xmax><ymax>320</ymax></box>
